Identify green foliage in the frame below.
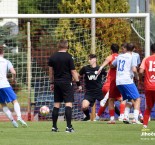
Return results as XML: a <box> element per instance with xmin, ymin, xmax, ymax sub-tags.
<box><xmin>18</xmin><ymin>0</ymin><xmax>41</xmax><ymax>14</ymax></box>
<box><xmin>18</xmin><ymin>0</ymin><xmax>61</xmax><ymax>14</ymax></box>
<box><xmin>18</xmin><ymin>0</ymin><xmax>60</xmax><ymax>50</ymax></box>
<box><xmin>58</xmin><ymin>0</ymin><xmax>131</xmax><ymax>67</ymax></box>
<box><xmin>0</xmin><ymin>25</ymin><xmax>26</xmax><ymax>77</ymax></box>
<box><xmin>150</xmin><ymin>0</ymin><xmax>155</xmax><ymax>13</ymax></box>
<box><xmin>0</xmin><ymin>22</ymin><xmax>28</xmax><ymax>93</ymax></box>
<box><xmin>4</xmin><ymin>52</ymin><xmax>27</xmax><ymax>93</ymax></box>
<box><xmin>4</xmin><ymin>52</ymin><xmax>27</xmax><ymax>79</ymax></box>
<box><xmin>150</xmin><ymin>0</ymin><xmax>155</xmax><ymax>43</ymax></box>
<box><xmin>0</xmin><ymin>24</ymin><xmax>27</xmax><ymax>50</ymax></box>
<box><xmin>54</xmin><ymin>19</ymin><xmax>88</xmax><ymax>69</ymax></box>
<box><xmin>18</xmin><ymin>0</ymin><xmax>132</xmax><ymax>68</ymax></box>
<box><xmin>150</xmin><ymin>14</ymin><xmax>155</xmax><ymax>43</ymax></box>
<box><xmin>0</xmin><ymin>26</ymin><xmax>17</xmax><ymax>47</ymax></box>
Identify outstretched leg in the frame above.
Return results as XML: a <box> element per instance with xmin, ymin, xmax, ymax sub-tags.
<box><xmin>1</xmin><ymin>103</ymin><xmax>18</xmax><ymax>128</ymax></box>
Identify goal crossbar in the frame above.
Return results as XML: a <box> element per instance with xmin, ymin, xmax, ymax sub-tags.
<box><xmin>0</xmin><ymin>13</ymin><xmax>149</xmax><ymax>18</ymax></box>
<box><xmin>0</xmin><ymin>13</ymin><xmax>150</xmax><ymax>56</ymax></box>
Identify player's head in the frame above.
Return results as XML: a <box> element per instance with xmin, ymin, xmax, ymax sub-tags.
<box><xmin>110</xmin><ymin>44</ymin><xmax>119</xmax><ymax>53</ymax></box>
<box><xmin>126</xmin><ymin>43</ymin><xmax>135</xmax><ymax>52</ymax></box>
<box><xmin>57</xmin><ymin>40</ymin><xmax>68</xmax><ymax>50</ymax></box>
<box><xmin>88</xmin><ymin>54</ymin><xmax>97</xmax><ymax>66</ymax></box>
<box><xmin>151</xmin><ymin>43</ymin><xmax>155</xmax><ymax>54</ymax></box>
<box><xmin>0</xmin><ymin>45</ymin><xmax>4</xmax><ymax>55</ymax></box>
<box><xmin>121</xmin><ymin>43</ymin><xmax>128</xmax><ymax>53</ymax></box>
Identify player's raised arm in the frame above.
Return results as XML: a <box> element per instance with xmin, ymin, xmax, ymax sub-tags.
<box><xmin>98</xmin><ymin>44</ymin><xmax>119</xmax><ymax>74</ymax></box>
<box><xmin>98</xmin><ymin>55</ymin><xmax>111</xmax><ymax>74</ymax></box>
<box><xmin>111</xmin><ymin>58</ymin><xmax>117</xmax><ymax>68</ymax></box>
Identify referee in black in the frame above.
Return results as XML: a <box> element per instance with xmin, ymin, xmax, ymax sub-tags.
<box><xmin>48</xmin><ymin>40</ymin><xmax>81</xmax><ymax>133</ymax></box>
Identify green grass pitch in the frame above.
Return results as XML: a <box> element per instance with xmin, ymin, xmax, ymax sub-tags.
<box><xmin>0</xmin><ymin>121</ymin><xmax>155</xmax><ymax>145</ymax></box>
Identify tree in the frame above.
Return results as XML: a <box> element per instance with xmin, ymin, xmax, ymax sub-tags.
<box><xmin>18</xmin><ymin>0</ymin><xmax>60</xmax><ymax>50</ymax></box>
<box><xmin>150</xmin><ymin>0</ymin><xmax>155</xmax><ymax>43</ymax></box>
<box><xmin>57</xmin><ymin>0</ymin><xmax>131</xmax><ymax>65</ymax></box>
<box><xmin>18</xmin><ymin>0</ymin><xmax>132</xmax><ymax>66</ymax></box>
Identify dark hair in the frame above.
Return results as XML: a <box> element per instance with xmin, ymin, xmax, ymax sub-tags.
<box><xmin>121</xmin><ymin>43</ymin><xmax>128</xmax><ymax>48</ymax></box>
<box><xmin>126</xmin><ymin>43</ymin><xmax>135</xmax><ymax>51</ymax></box>
<box><xmin>57</xmin><ymin>40</ymin><xmax>68</xmax><ymax>49</ymax></box>
<box><xmin>0</xmin><ymin>45</ymin><xmax>4</xmax><ymax>54</ymax></box>
<box><xmin>89</xmin><ymin>54</ymin><xmax>97</xmax><ymax>59</ymax></box>
<box><xmin>111</xmin><ymin>44</ymin><xmax>119</xmax><ymax>53</ymax></box>
<box><xmin>151</xmin><ymin>43</ymin><xmax>155</xmax><ymax>53</ymax></box>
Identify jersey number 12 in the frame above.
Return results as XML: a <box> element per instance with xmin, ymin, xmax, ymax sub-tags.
<box><xmin>149</xmin><ymin>61</ymin><xmax>155</xmax><ymax>72</ymax></box>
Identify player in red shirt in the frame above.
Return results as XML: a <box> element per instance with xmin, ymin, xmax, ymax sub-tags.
<box><xmin>95</xmin><ymin>44</ymin><xmax>125</xmax><ymax>123</ymax></box>
<box><xmin>139</xmin><ymin>43</ymin><xmax>155</xmax><ymax>129</ymax></box>
<box><xmin>93</xmin><ymin>62</ymin><xmax>110</xmax><ymax>121</ymax></box>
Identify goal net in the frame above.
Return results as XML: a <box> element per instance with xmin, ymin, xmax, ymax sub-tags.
<box><xmin>0</xmin><ymin>13</ymin><xmax>150</xmax><ymax>121</ymax></box>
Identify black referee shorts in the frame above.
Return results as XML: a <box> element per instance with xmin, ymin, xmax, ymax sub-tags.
<box><xmin>54</xmin><ymin>82</ymin><xmax>74</xmax><ymax>103</ymax></box>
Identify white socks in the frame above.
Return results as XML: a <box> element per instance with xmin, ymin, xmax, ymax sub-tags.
<box><xmin>14</xmin><ymin>102</ymin><xmax>21</xmax><ymax>120</ymax></box>
<box><xmin>110</xmin><ymin>116</ymin><xmax>115</xmax><ymax>121</ymax></box>
<box><xmin>3</xmin><ymin>106</ymin><xmax>14</xmax><ymax>121</ymax></box>
<box><xmin>134</xmin><ymin>109</ymin><xmax>139</xmax><ymax>121</ymax></box>
<box><xmin>3</xmin><ymin>102</ymin><xmax>22</xmax><ymax>121</ymax></box>
<box><xmin>100</xmin><ymin>91</ymin><xmax>109</xmax><ymax>107</ymax></box>
<box><xmin>124</xmin><ymin>107</ymin><xmax>130</xmax><ymax>118</ymax></box>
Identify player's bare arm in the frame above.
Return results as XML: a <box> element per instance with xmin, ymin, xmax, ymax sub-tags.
<box><xmin>10</xmin><ymin>67</ymin><xmax>16</xmax><ymax>83</ymax></box>
<box><xmin>138</xmin><ymin>68</ymin><xmax>144</xmax><ymax>89</ymax></box>
<box><xmin>98</xmin><ymin>56</ymin><xmax>111</xmax><ymax>74</ymax></box>
<box><xmin>132</xmin><ymin>66</ymin><xmax>139</xmax><ymax>80</ymax></box>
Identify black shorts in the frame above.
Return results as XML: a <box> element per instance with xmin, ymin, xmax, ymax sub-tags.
<box><xmin>54</xmin><ymin>82</ymin><xmax>74</xmax><ymax>103</ymax></box>
<box><xmin>84</xmin><ymin>92</ymin><xmax>104</xmax><ymax>107</ymax></box>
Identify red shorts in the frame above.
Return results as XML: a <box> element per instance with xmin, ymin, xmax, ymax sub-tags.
<box><xmin>145</xmin><ymin>90</ymin><xmax>155</xmax><ymax>108</ymax></box>
<box><xmin>102</xmin><ymin>83</ymin><xmax>109</xmax><ymax>96</ymax></box>
<box><xmin>109</xmin><ymin>79</ymin><xmax>121</xmax><ymax>100</ymax></box>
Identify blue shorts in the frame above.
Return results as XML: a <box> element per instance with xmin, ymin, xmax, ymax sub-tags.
<box><xmin>0</xmin><ymin>87</ymin><xmax>17</xmax><ymax>103</ymax></box>
<box><xmin>117</xmin><ymin>83</ymin><xmax>140</xmax><ymax>101</ymax></box>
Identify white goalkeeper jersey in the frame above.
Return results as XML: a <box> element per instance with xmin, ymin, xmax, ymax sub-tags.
<box><xmin>0</xmin><ymin>57</ymin><xmax>13</xmax><ymax>88</ymax></box>
<box><xmin>112</xmin><ymin>52</ymin><xmax>137</xmax><ymax>85</ymax></box>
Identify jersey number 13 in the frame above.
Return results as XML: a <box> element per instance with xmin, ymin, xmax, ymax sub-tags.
<box><xmin>118</xmin><ymin>60</ymin><xmax>125</xmax><ymax>71</ymax></box>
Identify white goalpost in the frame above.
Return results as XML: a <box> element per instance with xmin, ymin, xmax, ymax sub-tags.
<box><xmin>0</xmin><ymin>13</ymin><xmax>150</xmax><ymax>56</ymax></box>
<box><xmin>0</xmin><ymin>13</ymin><xmax>150</xmax><ymax>121</ymax></box>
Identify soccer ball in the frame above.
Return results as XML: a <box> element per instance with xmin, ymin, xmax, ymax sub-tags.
<box><xmin>40</xmin><ymin>106</ymin><xmax>50</xmax><ymax>116</ymax></box>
